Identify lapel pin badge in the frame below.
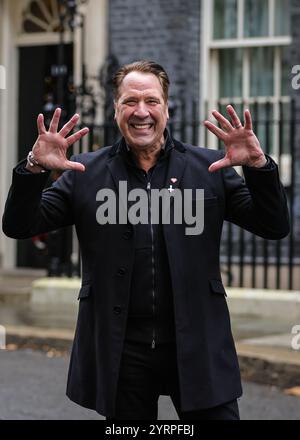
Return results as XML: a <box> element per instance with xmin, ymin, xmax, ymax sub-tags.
<box><xmin>168</xmin><ymin>177</ymin><xmax>177</xmax><ymax>193</ymax></box>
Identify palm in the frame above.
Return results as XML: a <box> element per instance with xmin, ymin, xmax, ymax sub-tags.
<box><xmin>223</xmin><ymin>128</ymin><xmax>261</xmax><ymax>165</ymax></box>
<box><xmin>34</xmin><ymin>132</ymin><xmax>69</xmax><ymax>168</ymax></box>
<box><xmin>32</xmin><ymin>108</ymin><xmax>89</xmax><ymax>172</ymax></box>
<box><xmin>204</xmin><ymin>105</ymin><xmax>266</xmax><ymax>172</ymax></box>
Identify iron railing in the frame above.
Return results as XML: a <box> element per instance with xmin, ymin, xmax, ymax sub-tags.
<box><xmin>49</xmin><ymin>98</ymin><xmax>299</xmax><ymax>290</ymax></box>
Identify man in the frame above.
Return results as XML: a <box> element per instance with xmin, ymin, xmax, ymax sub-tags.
<box><xmin>2</xmin><ymin>61</ymin><xmax>289</xmax><ymax>420</ymax></box>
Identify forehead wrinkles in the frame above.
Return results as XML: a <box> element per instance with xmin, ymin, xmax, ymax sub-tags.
<box><xmin>120</xmin><ymin>88</ymin><xmax>162</xmax><ymax>100</ymax></box>
<box><xmin>118</xmin><ymin>73</ymin><xmax>164</xmax><ymax>99</ymax></box>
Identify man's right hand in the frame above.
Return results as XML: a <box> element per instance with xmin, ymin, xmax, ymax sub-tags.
<box><xmin>25</xmin><ymin>108</ymin><xmax>89</xmax><ymax>173</ymax></box>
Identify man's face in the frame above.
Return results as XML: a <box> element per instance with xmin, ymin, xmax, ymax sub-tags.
<box><xmin>114</xmin><ymin>71</ymin><xmax>169</xmax><ymax>150</ymax></box>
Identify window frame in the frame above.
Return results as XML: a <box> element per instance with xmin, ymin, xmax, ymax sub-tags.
<box><xmin>212</xmin><ymin>0</ymin><xmax>290</xmax><ymax>41</ymax></box>
<box><xmin>200</xmin><ymin>0</ymin><xmax>292</xmax><ymax>184</ymax></box>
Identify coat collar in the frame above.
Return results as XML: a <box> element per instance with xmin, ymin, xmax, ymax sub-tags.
<box><xmin>106</xmin><ymin>129</ymin><xmax>187</xmax><ymax>194</ymax></box>
<box><xmin>108</xmin><ymin>129</ymin><xmax>186</xmax><ymax>157</ymax></box>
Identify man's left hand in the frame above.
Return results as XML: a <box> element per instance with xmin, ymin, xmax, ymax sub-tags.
<box><xmin>204</xmin><ymin>105</ymin><xmax>267</xmax><ymax>173</ymax></box>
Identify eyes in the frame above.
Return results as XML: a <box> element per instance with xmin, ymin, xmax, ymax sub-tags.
<box><xmin>124</xmin><ymin>100</ymin><xmax>137</xmax><ymax>106</ymax></box>
<box><xmin>122</xmin><ymin>98</ymin><xmax>160</xmax><ymax>106</ymax></box>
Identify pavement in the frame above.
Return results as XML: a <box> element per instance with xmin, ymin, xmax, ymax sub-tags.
<box><xmin>1</xmin><ymin>269</ymin><xmax>300</xmax><ymax>391</ymax></box>
<box><xmin>1</xmin><ymin>348</ymin><xmax>300</xmax><ymax>420</ymax></box>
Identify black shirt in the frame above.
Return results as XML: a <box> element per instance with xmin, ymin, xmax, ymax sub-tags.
<box><xmin>118</xmin><ymin>131</ymin><xmax>176</xmax><ymax>346</ymax></box>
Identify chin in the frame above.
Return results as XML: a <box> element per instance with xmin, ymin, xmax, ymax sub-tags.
<box><xmin>128</xmin><ymin>136</ymin><xmax>156</xmax><ymax>149</ymax></box>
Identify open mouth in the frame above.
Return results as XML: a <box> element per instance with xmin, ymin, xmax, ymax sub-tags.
<box><xmin>130</xmin><ymin>123</ymin><xmax>153</xmax><ymax>130</ymax></box>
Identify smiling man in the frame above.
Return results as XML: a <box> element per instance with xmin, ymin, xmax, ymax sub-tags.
<box><xmin>2</xmin><ymin>60</ymin><xmax>290</xmax><ymax>420</ymax></box>
<box><xmin>113</xmin><ymin>64</ymin><xmax>169</xmax><ymax>172</ymax></box>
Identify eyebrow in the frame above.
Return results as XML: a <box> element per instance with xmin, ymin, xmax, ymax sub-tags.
<box><xmin>121</xmin><ymin>95</ymin><xmax>161</xmax><ymax>102</ymax></box>
<box><xmin>122</xmin><ymin>96</ymin><xmax>138</xmax><ymax>101</ymax></box>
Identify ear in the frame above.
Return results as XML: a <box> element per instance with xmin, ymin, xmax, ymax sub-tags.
<box><xmin>113</xmin><ymin>101</ymin><xmax>117</xmax><ymax>119</ymax></box>
<box><xmin>166</xmin><ymin>102</ymin><xmax>169</xmax><ymax>120</ymax></box>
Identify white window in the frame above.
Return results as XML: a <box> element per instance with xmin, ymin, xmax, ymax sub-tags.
<box><xmin>15</xmin><ymin>0</ymin><xmax>73</xmax><ymax>46</ymax></box>
<box><xmin>201</xmin><ymin>0</ymin><xmax>292</xmax><ymax>183</ymax></box>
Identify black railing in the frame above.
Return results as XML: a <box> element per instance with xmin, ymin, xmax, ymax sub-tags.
<box><xmin>51</xmin><ymin>98</ymin><xmax>299</xmax><ymax>290</ymax></box>
<box><xmin>216</xmin><ymin>99</ymin><xmax>299</xmax><ymax>290</ymax></box>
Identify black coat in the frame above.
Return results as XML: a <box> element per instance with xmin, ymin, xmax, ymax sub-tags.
<box><xmin>2</xmin><ymin>138</ymin><xmax>290</xmax><ymax>417</ymax></box>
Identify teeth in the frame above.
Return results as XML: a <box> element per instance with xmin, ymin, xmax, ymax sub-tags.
<box><xmin>132</xmin><ymin>124</ymin><xmax>152</xmax><ymax>129</ymax></box>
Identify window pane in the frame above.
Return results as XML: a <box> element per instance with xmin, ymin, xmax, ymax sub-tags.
<box><xmin>275</xmin><ymin>0</ymin><xmax>290</xmax><ymax>36</ymax></box>
<box><xmin>279</xmin><ymin>102</ymin><xmax>291</xmax><ymax>155</ymax></box>
<box><xmin>219</xmin><ymin>49</ymin><xmax>243</xmax><ymax>98</ymax></box>
<box><xmin>213</xmin><ymin>0</ymin><xmax>237</xmax><ymax>39</ymax></box>
<box><xmin>244</xmin><ymin>0</ymin><xmax>269</xmax><ymax>37</ymax></box>
<box><xmin>250</xmin><ymin>47</ymin><xmax>274</xmax><ymax>97</ymax></box>
<box><xmin>281</xmin><ymin>46</ymin><xmax>290</xmax><ymax>96</ymax></box>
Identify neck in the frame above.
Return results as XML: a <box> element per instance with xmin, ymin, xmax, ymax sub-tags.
<box><xmin>129</xmin><ymin>136</ymin><xmax>164</xmax><ymax>172</ymax></box>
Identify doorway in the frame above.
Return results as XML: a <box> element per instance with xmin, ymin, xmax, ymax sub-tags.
<box><xmin>17</xmin><ymin>43</ymin><xmax>74</xmax><ymax>268</ymax></box>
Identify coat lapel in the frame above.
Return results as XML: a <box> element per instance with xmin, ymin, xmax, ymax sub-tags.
<box><xmin>106</xmin><ymin>139</ymin><xmax>131</xmax><ymax>213</ymax></box>
<box><xmin>106</xmin><ymin>136</ymin><xmax>187</xmax><ymax>212</ymax></box>
<box><xmin>164</xmin><ymin>138</ymin><xmax>187</xmax><ymax>193</ymax></box>
<box><xmin>106</xmin><ymin>139</ymin><xmax>129</xmax><ymax>187</ymax></box>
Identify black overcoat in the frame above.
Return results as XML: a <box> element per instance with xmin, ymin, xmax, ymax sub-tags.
<box><xmin>2</xmin><ymin>138</ymin><xmax>290</xmax><ymax>417</ymax></box>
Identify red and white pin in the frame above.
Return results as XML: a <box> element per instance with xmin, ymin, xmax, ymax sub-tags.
<box><xmin>168</xmin><ymin>177</ymin><xmax>177</xmax><ymax>193</ymax></box>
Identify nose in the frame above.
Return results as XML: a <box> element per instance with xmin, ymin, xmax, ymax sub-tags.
<box><xmin>133</xmin><ymin>102</ymin><xmax>149</xmax><ymax>118</ymax></box>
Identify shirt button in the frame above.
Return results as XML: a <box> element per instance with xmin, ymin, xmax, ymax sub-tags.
<box><xmin>113</xmin><ymin>306</ymin><xmax>122</xmax><ymax>315</ymax></box>
<box><xmin>117</xmin><ymin>267</ymin><xmax>126</xmax><ymax>276</ymax></box>
<box><xmin>122</xmin><ymin>230</ymin><xmax>132</xmax><ymax>239</ymax></box>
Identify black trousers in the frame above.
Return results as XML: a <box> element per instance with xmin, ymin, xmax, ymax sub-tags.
<box><xmin>107</xmin><ymin>340</ymin><xmax>240</xmax><ymax>420</ymax></box>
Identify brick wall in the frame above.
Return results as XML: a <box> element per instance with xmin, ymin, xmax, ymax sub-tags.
<box><xmin>290</xmin><ymin>0</ymin><xmax>300</xmax><ymax>243</ymax></box>
<box><xmin>109</xmin><ymin>0</ymin><xmax>201</xmax><ymax>109</ymax></box>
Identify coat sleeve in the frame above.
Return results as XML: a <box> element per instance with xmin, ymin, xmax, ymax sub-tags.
<box><xmin>221</xmin><ymin>155</ymin><xmax>290</xmax><ymax>239</ymax></box>
<box><xmin>2</xmin><ymin>158</ymin><xmax>77</xmax><ymax>239</ymax></box>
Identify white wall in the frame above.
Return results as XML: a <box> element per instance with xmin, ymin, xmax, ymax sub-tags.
<box><xmin>0</xmin><ymin>0</ymin><xmax>19</xmax><ymax>270</ymax></box>
<box><xmin>74</xmin><ymin>0</ymin><xmax>108</xmax><ymax>125</ymax></box>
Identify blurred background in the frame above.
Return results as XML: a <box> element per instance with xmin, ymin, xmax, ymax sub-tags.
<box><xmin>0</xmin><ymin>0</ymin><xmax>300</xmax><ymax>420</ymax></box>
<box><xmin>0</xmin><ymin>0</ymin><xmax>299</xmax><ymax>288</ymax></box>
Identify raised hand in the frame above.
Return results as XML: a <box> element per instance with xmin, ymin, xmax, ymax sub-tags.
<box><xmin>27</xmin><ymin>108</ymin><xmax>89</xmax><ymax>173</ymax></box>
<box><xmin>204</xmin><ymin>105</ymin><xmax>267</xmax><ymax>173</ymax></box>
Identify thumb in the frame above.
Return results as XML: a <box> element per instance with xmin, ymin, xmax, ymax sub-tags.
<box><xmin>64</xmin><ymin>160</ymin><xmax>86</xmax><ymax>172</ymax></box>
<box><xmin>208</xmin><ymin>157</ymin><xmax>231</xmax><ymax>173</ymax></box>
